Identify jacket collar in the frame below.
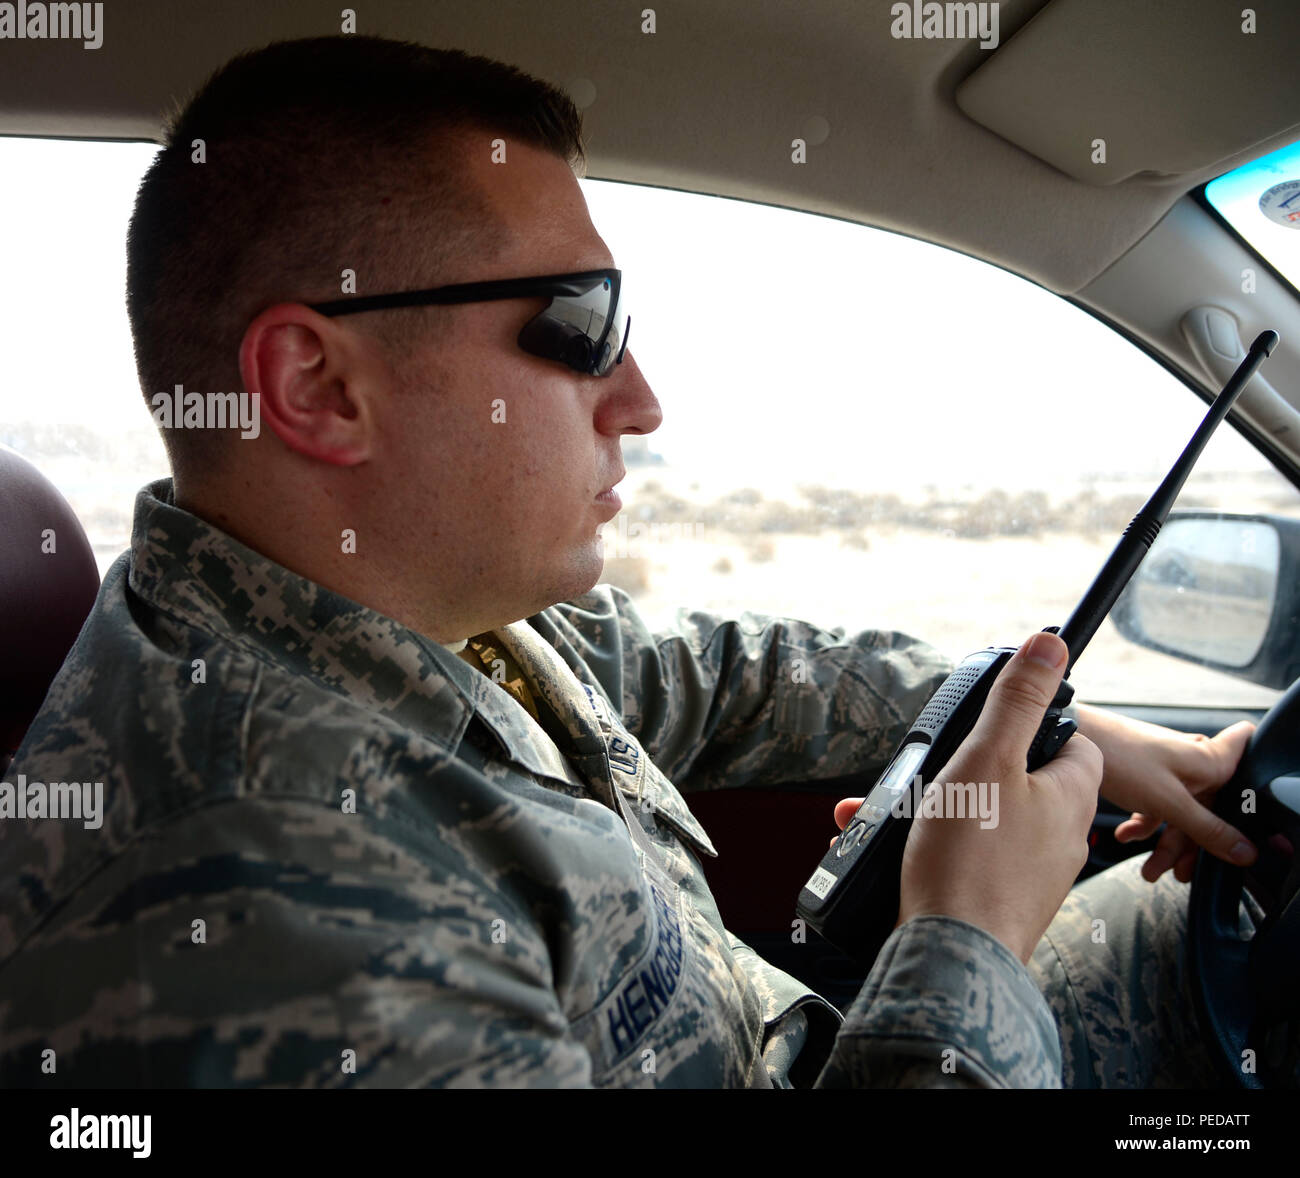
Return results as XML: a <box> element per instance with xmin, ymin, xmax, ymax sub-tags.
<box><xmin>128</xmin><ymin>478</ymin><xmax>488</xmax><ymax>756</ymax></box>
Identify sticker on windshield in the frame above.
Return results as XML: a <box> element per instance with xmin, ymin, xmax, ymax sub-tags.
<box><xmin>1258</xmin><ymin>180</ymin><xmax>1300</xmax><ymax>229</ymax></box>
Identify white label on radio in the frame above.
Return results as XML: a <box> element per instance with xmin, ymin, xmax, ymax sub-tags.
<box><xmin>805</xmin><ymin>867</ymin><xmax>838</xmax><ymax>899</ymax></box>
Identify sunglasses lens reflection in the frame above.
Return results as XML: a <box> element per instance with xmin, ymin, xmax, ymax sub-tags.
<box><xmin>519</xmin><ymin>275</ymin><xmax>625</xmax><ymax>375</ymax></box>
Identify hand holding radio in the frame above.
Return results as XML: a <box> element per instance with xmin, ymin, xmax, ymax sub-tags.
<box><xmin>894</xmin><ymin>631</ymin><xmax>1102</xmax><ymax>964</ymax></box>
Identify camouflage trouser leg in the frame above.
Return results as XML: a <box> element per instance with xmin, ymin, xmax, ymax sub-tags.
<box><xmin>1026</xmin><ymin>854</ymin><xmax>1256</xmax><ymax>1089</ymax></box>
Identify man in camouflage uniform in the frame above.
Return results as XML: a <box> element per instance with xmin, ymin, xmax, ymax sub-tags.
<box><xmin>0</xmin><ymin>37</ymin><xmax>1261</xmax><ymax>1087</ymax></box>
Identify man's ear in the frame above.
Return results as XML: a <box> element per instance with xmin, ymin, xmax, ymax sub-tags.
<box><xmin>239</xmin><ymin>303</ymin><xmax>379</xmax><ymax>465</ymax></box>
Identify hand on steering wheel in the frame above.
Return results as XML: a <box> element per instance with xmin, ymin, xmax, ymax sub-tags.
<box><xmin>1189</xmin><ymin>678</ymin><xmax>1300</xmax><ymax>1089</ymax></box>
<box><xmin>1073</xmin><ymin>705</ymin><xmax>1257</xmax><ymax>882</ymax></box>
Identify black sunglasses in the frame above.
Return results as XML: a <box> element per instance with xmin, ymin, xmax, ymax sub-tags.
<box><xmin>308</xmin><ymin>268</ymin><xmax>631</xmax><ymax>377</ymax></box>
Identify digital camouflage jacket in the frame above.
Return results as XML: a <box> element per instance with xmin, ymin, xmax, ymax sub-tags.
<box><xmin>0</xmin><ymin>479</ymin><xmax>1064</xmax><ymax>1087</ymax></box>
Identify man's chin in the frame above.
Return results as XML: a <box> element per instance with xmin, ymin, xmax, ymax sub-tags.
<box><xmin>535</xmin><ymin>544</ymin><xmax>605</xmax><ymax>610</ymax></box>
<box><xmin>570</xmin><ymin>546</ymin><xmax>607</xmax><ymax>599</ymax></box>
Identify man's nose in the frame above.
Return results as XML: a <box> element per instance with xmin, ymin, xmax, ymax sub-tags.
<box><xmin>596</xmin><ymin>350</ymin><xmax>663</xmax><ymax>437</ymax></box>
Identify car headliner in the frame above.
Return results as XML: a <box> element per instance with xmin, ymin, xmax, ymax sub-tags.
<box><xmin>2</xmin><ymin>0</ymin><xmax>1299</xmax><ymax>466</ymax></box>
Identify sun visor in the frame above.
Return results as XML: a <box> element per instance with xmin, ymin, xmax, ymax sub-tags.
<box><xmin>955</xmin><ymin>0</ymin><xmax>1300</xmax><ymax>185</ymax></box>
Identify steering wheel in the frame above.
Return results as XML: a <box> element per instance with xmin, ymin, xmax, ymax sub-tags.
<box><xmin>1189</xmin><ymin>672</ymin><xmax>1300</xmax><ymax>1089</ymax></box>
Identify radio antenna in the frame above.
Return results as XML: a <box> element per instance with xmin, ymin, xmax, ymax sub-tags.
<box><xmin>1056</xmin><ymin>329</ymin><xmax>1279</xmax><ymax>668</ymax></box>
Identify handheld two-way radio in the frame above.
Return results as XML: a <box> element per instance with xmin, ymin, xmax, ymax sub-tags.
<box><xmin>796</xmin><ymin>330</ymin><xmax>1281</xmax><ymax>966</ymax></box>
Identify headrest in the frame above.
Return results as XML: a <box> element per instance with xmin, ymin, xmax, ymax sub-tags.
<box><xmin>0</xmin><ymin>444</ymin><xmax>101</xmax><ymax>761</ymax></box>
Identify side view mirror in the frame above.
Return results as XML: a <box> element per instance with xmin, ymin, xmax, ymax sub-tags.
<box><xmin>1112</xmin><ymin>512</ymin><xmax>1300</xmax><ymax>690</ymax></box>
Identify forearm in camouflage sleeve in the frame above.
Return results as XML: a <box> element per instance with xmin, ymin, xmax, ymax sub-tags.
<box><xmin>814</xmin><ymin>915</ymin><xmax>1063</xmax><ymax>1088</ymax></box>
<box><xmin>545</xmin><ymin>585</ymin><xmax>954</xmax><ymax>792</ymax></box>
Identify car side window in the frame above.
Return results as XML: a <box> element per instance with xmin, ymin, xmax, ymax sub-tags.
<box><xmin>1</xmin><ymin>138</ymin><xmax>165</xmax><ymax>575</ymax></box>
<box><xmin>3</xmin><ymin>139</ymin><xmax>1294</xmax><ymax>708</ymax></box>
<box><xmin>583</xmin><ymin>180</ymin><xmax>1298</xmax><ymax>708</ymax></box>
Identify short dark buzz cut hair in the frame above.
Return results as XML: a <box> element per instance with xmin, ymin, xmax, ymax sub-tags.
<box><xmin>126</xmin><ymin>35</ymin><xmax>587</xmax><ymax>478</ymax></box>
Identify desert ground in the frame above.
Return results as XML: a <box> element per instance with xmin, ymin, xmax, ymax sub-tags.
<box><xmin>600</xmin><ymin>465</ymin><xmax>1298</xmax><ymax>710</ymax></box>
